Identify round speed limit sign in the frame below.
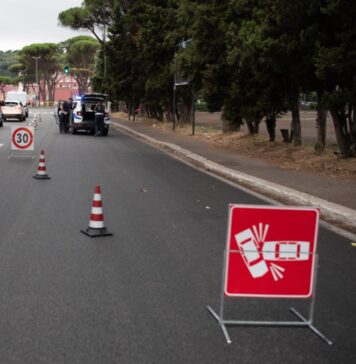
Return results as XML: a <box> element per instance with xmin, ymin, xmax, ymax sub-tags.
<box><xmin>11</xmin><ymin>127</ymin><xmax>34</xmax><ymax>151</ymax></box>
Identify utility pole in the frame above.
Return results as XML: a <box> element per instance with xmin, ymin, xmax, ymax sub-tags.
<box><xmin>103</xmin><ymin>24</ymin><xmax>107</xmax><ymax>79</ymax></box>
<box><xmin>32</xmin><ymin>56</ymin><xmax>41</xmax><ymax>107</ymax></box>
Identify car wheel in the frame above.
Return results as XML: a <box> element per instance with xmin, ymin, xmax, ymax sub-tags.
<box><xmin>103</xmin><ymin>127</ymin><xmax>109</xmax><ymax>136</ymax></box>
<box><xmin>0</xmin><ymin>119</ymin><xmax>3</xmax><ymax>127</ymax></box>
<box><xmin>71</xmin><ymin>127</ymin><xmax>77</xmax><ymax>135</ymax></box>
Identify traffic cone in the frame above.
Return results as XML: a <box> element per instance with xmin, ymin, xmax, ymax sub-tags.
<box><xmin>81</xmin><ymin>185</ymin><xmax>113</xmax><ymax>237</ymax></box>
<box><xmin>33</xmin><ymin>150</ymin><xmax>51</xmax><ymax>179</ymax></box>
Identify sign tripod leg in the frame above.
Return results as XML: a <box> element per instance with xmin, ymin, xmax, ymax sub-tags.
<box><xmin>290</xmin><ymin>256</ymin><xmax>332</xmax><ymax>345</ymax></box>
<box><xmin>207</xmin><ymin>252</ymin><xmax>332</xmax><ymax>345</ymax></box>
<box><xmin>207</xmin><ymin>250</ymin><xmax>232</xmax><ymax>344</ymax></box>
<box><xmin>289</xmin><ymin>308</ymin><xmax>332</xmax><ymax>345</ymax></box>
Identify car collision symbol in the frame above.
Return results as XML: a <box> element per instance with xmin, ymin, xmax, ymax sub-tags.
<box><xmin>235</xmin><ymin>223</ymin><xmax>311</xmax><ymax>281</ymax></box>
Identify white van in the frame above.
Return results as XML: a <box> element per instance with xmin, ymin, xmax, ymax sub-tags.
<box><xmin>6</xmin><ymin>91</ymin><xmax>29</xmax><ymax>118</ymax></box>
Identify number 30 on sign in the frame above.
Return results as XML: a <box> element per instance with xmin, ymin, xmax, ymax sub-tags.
<box><xmin>11</xmin><ymin>127</ymin><xmax>34</xmax><ymax>151</ymax></box>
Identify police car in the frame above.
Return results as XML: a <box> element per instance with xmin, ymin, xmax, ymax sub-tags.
<box><xmin>70</xmin><ymin>93</ymin><xmax>111</xmax><ymax>135</ymax></box>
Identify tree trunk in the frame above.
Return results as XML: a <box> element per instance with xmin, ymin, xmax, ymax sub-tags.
<box><xmin>315</xmin><ymin>103</ymin><xmax>327</xmax><ymax>152</ymax></box>
<box><xmin>178</xmin><ymin>101</ymin><xmax>192</xmax><ymax>124</ymax></box>
<box><xmin>0</xmin><ymin>86</ymin><xmax>5</xmax><ymax>100</ymax></box>
<box><xmin>128</xmin><ymin>101</ymin><xmax>132</xmax><ymax>120</ymax></box>
<box><xmin>329</xmin><ymin>108</ymin><xmax>353</xmax><ymax>158</ymax></box>
<box><xmin>222</xmin><ymin>117</ymin><xmax>241</xmax><ymax>133</ymax></box>
<box><xmin>158</xmin><ymin>108</ymin><xmax>164</xmax><ymax>122</ymax></box>
<box><xmin>39</xmin><ymin>83</ymin><xmax>46</xmax><ymax>105</ymax></box>
<box><xmin>245</xmin><ymin>119</ymin><xmax>260</xmax><ymax>134</ymax></box>
<box><xmin>291</xmin><ymin>99</ymin><xmax>302</xmax><ymax>146</ymax></box>
<box><xmin>47</xmin><ymin>81</ymin><xmax>54</xmax><ymax>103</ymax></box>
<box><xmin>164</xmin><ymin>102</ymin><xmax>173</xmax><ymax>122</ymax></box>
<box><xmin>351</xmin><ymin>105</ymin><xmax>356</xmax><ymax>147</ymax></box>
<box><xmin>265</xmin><ymin>115</ymin><xmax>276</xmax><ymax>142</ymax></box>
<box><xmin>246</xmin><ymin>119</ymin><xmax>254</xmax><ymax>134</ymax></box>
<box><xmin>253</xmin><ymin>119</ymin><xmax>260</xmax><ymax>134</ymax></box>
<box><xmin>347</xmin><ymin>103</ymin><xmax>356</xmax><ymax>144</ymax></box>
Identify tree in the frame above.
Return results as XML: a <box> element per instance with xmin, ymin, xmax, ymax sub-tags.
<box><xmin>313</xmin><ymin>0</ymin><xmax>356</xmax><ymax>157</ymax></box>
<box><xmin>8</xmin><ymin>63</ymin><xmax>36</xmax><ymax>94</ymax></box>
<box><xmin>0</xmin><ymin>50</ymin><xmax>19</xmax><ymax>77</ymax></box>
<box><xmin>177</xmin><ymin>1</ymin><xmax>235</xmax><ymax>129</ymax></box>
<box><xmin>131</xmin><ymin>0</ymin><xmax>179</xmax><ymax>121</ymax></box>
<box><xmin>58</xmin><ymin>0</ymin><xmax>115</xmax><ymax>44</ymax></box>
<box><xmin>225</xmin><ymin>1</ymin><xmax>289</xmax><ymax>140</ymax></box>
<box><xmin>0</xmin><ymin>76</ymin><xmax>14</xmax><ymax>100</ymax></box>
<box><xmin>93</xmin><ymin>0</ymin><xmax>181</xmax><ymax>122</ymax></box>
<box><xmin>18</xmin><ymin>43</ymin><xmax>62</xmax><ymax>102</ymax></box>
<box><xmin>62</xmin><ymin>36</ymin><xmax>100</xmax><ymax>94</ymax></box>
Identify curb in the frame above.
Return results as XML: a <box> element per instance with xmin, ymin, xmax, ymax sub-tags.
<box><xmin>112</xmin><ymin>121</ymin><xmax>356</xmax><ymax>231</ymax></box>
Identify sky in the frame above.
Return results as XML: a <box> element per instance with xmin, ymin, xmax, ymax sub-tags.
<box><xmin>0</xmin><ymin>0</ymin><xmax>89</xmax><ymax>51</ymax></box>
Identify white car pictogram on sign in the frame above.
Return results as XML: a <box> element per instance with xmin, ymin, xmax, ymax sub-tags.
<box><xmin>235</xmin><ymin>224</ymin><xmax>311</xmax><ymax>281</ymax></box>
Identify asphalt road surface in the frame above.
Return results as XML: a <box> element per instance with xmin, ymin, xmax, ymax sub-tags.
<box><xmin>0</xmin><ymin>110</ymin><xmax>355</xmax><ymax>363</ymax></box>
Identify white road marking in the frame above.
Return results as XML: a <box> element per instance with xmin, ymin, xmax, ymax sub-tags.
<box><xmin>0</xmin><ymin>144</ymin><xmax>4</xmax><ymax>148</ymax></box>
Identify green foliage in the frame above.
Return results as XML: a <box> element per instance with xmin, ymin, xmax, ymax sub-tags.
<box><xmin>18</xmin><ymin>43</ymin><xmax>63</xmax><ymax>101</ymax></box>
<box><xmin>93</xmin><ymin>0</ymin><xmax>181</xmax><ymax>120</ymax></box>
<box><xmin>0</xmin><ymin>76</ymin><xmax>16</xmax><ymax>99</ymax></box>
<box><xmin>61</xmin><ymin>36</ymin><xmax>99</xmax><ymax>72</ymax></box>
<box><xmin>58</xmin><ymin>1</ymin><xmax>114</xmax><ymax>43</ymax></box>
<box><xmin>18</xmin><ymin>43</ymin><xmax>61</xmax><ymax>82</ymax></box>
<box><xmin>61</xmin><ymin>36</ymin><xmax>100</xmax><ymax>93</ymax></box>
<box><xmin>0</xmin><ymin>76</ymin><xmax>13</xmax><ymax>85</ymax></box>
<box><xmin>0</xmin><ymin>50</ymin><xmax>19</xmax><ymax>77</ymax></box>
<box><xmin>58</xmin><ymin>7</ymin><xmax>93</xmax><ymax>32</ymax></box>
<box><xmin>59</xmin><ymin>0</ymin><xmax>356</xmax><ymax>156</ymax></box>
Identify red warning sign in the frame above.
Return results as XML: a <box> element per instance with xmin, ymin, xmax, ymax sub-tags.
<box><xmin>224</xmin><ymin>205</ymin><xmax>319</xmax><ymax>298</ymax></box>
<box><xmin>11</xmin><ymin>127</ymin><xmax>34</xmax><ymax>151</ymax></box>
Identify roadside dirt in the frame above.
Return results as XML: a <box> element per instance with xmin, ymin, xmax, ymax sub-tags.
<box><xmin>113</xmin><ymin>112</ymin><xmax>356</xmax><ymax>181</ymax></box>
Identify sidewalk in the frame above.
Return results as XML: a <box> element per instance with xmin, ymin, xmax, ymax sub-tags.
<box><xmin>111</xmin><ymin>118</ymin><xmax>356</xmax><ymax>232</ymax></box>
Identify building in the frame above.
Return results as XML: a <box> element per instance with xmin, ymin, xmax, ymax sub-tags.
<box><xmin>0</xmin><ymin>72</ymin><xmax>87</xmax><ymax>104</ymax></box>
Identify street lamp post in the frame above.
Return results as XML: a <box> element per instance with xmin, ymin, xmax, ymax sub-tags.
<box><xmin>32</xmin><ymin>56</ymin><xmax>41</xmax><ymax>107</ymax></box>
<box><xmin>173</xmin><ymin>53</ymin><xmax>176</xmax><ymax>131</ymax></box>
<box><xmin>103</xmin><ymin>24</ymin><xmax>107</xmax><ymax>79</ymax></box>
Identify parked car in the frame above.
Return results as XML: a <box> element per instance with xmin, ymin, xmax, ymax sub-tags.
<box><xmin>1</xmin><ymin>101</ymin><xmax>26</xmax><ymax>121</ymax></box>
<box><xmin>6</xmin><ymin>91</ymin><xmax>29</xmax><ymax>117</ymax></box>
<box><xmin>70</xmin><ymin>93</ymin><xmax>111</xmax><ymax>135</ymax></box>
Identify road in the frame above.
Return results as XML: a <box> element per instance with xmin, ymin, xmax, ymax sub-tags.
<box><xmin>0</xmin><ymin>110</ymin><xmax>355</xmax><ymax>363</ymax></box>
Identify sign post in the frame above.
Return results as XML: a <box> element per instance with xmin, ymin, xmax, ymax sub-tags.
<box><xmin>207</xmin><ymin>205</ymin><xmax>332</xmax><ymax>345</ymax></box>
<box><xmin>9</xmin><ymin>126</ymin><xmax>35</xmax><ymax>159</ymax></box>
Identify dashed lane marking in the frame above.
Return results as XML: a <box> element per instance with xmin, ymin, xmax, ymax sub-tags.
<box><xmin>0</xmin><ymin>144</ymin><xmax>4</xmax><ymax>148</ymax></box>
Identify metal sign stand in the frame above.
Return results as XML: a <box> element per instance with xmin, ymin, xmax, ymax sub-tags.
<box><xmin>207</xmin><ymin>250</ymin><xmax>332</xmax><ymax>345</ymax></box>
<box><xmin>8</xmin><ymin>152</ymin><xmax>35</xmax><ymax>159</ymax></box>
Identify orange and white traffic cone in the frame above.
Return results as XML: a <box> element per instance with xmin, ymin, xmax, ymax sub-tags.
<box><xmin>81</xmin><ymin>185</ymin><xmax>113</xmax><ymax>237</ymax></box>
<box><xmin>33</xmin><ymin>150</ymin><xmax>51</xmax><ymax>179</ymax></box>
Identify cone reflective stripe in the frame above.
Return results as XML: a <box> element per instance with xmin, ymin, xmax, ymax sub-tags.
<box><xmin>89</xmin><ymin>186</ymin><xmax>105</xmax><ymax>229</ymax></box>
<box><xmin>33</xmin><ymin>150</ymin><xmax>51</xmax><ymax>179</ymax></box>
<box><xmin>81</xmin><ymin>185</ymin><xmax>113</xmax><ymax>237</ymax></box>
